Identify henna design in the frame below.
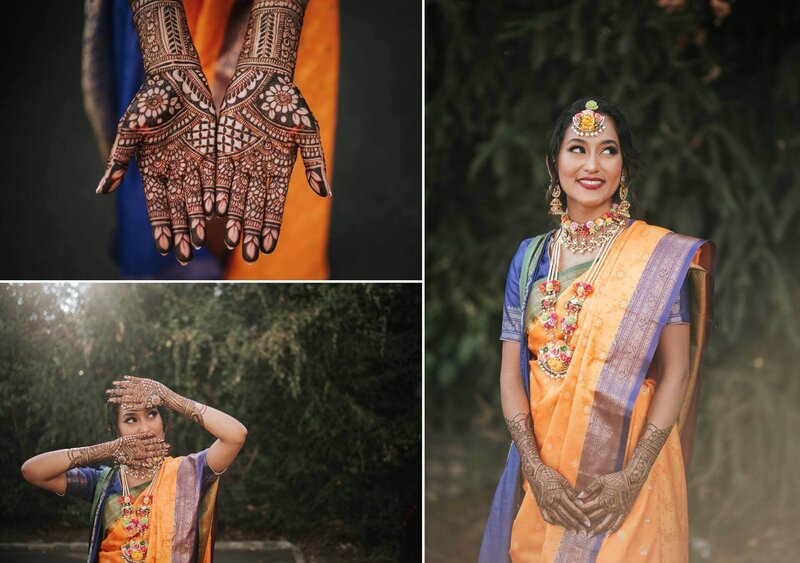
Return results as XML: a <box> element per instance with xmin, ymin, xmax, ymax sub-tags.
<box><xmin>96</xmin><ymin>0</ymin><xmax>216</xmax><ymax>264</ymax></box>
<box><xmin>106</xmin><ymin>375</ymin><xmax>169</xmax><ymax>409</ymax></box>
<box><xmin>580</xmin><ymin>423</ymin><xmax>672</xmax><ymax>535</ymax></box>
<box><xmin>67</xmin><ymin>433</ymin><xmax>169</xmax><ymax>469</ymax></box>
<box><xmin>166</xmin><ymin>394</ymin><xmax>208</xmax><ymax>428</ymax></box>
<box><xmin>107</xmin><ymin>375</ymin><xmax>207</xmax><ymax>428</ymax></box>
<box><xmin>505</xmin><ymin>413</ymin><xmax>589</xmax><ymax>531</ymax></box>
<box><xmin>215</xmin><ymin>0</ymin><xmax>331</xmax><ymax>262</ymax></box>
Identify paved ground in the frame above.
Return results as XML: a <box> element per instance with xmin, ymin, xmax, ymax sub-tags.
<box><xmin>0</xmin><ymin>541</ymin><xmax>301</xmax><ymax>563</ymax></box>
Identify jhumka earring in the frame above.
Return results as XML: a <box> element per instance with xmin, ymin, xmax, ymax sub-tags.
<box><xmin>618</xmin><ymin>177</ymin><xmax>631</xmax><ymax>219</ymax></box>
<box><xmin>549</xmin><ymin>182</ymin><xmax>565</xmax><ymax>215</ymax></box>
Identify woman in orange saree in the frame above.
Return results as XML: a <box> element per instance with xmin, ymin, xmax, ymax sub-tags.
<box><xmin>479</xmin><ymin>99</ymin><xmax>714</xmax><ymax>562</ymax></box>
<box><xmin>21</xmin><ymin>376</ymin><xmax>247</xmax><ymax>562</ymax></box>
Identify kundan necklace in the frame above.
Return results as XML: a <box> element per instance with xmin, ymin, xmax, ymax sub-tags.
<box><xmin>537</xmin><ymin>222</ymin><xmax>623</xmax><ymax>379</ymax></box>
<box><xmin>559</xmin><ymin>203</ymin><xmax>626</xmax><ymax>254</ymax></box>
<box><xmin>119</xmin><ymin>466</ymin><xmax>157</xmax><ymax>563</ymax></box>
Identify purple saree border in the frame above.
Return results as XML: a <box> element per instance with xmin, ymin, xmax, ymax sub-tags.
<box><xmin>615</xmin><ymin>234</ymin><xmax>704</xmax><ymax>468</ymax></box>
<box><xmin>554</xmin><ymin>232</ymin><xmax>703</xmax><ymax>563</ymax></box>
<box><xmin>172</xmin><ymin>451</ymin><xmax>208</xmax><ymax>563</ymax></box>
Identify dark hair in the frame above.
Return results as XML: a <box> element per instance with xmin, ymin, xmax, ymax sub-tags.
<box><xmin>545</xmin><ymin>97</ymin><xmax>641</xmax><ymax>208</ymax></box>
<box><xmin>106</xmin><ymin>401</ymin><xmax>172</xmax><ymax>437</ymax></box>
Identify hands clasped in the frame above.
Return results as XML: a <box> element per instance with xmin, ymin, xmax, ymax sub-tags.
<box><xmin>96</xmin><ymin>0</ymin><xmax>330</xmax><ymax>265</ymax></box>
<box><xmin>529</xmin><ymin>463</ymin><xmax>644</xmax><ymax>536</ymax></box>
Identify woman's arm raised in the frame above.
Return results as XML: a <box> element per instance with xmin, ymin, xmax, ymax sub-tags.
<box><xmin>107</xmin><ymin>376</ymin><xmax>248</xmax><ymax>475</ymax></box>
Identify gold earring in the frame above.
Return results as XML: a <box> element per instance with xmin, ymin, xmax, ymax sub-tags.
<box><xmin>618</xmin><ymin>179</ymin><xmax>630</xmax><ymax>219</ymax></box>
<box><xmin>549</xmin><ymin>182</ymin><xmax>565</xmax><ymax>216</ymax></box>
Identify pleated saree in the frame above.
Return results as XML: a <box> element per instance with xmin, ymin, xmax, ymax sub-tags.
<box><xmin>480</xmin><ymin>221</ymin><xmax>715</xmax><ymax>562</ymax></box>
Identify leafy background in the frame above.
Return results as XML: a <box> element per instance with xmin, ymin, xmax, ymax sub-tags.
<box><xmin>426</xmin><ymin>0</ymin><xmax>800</xmax><ymax>561</ymax></box>
<box><xmin>0</xmin><ymin>283</ymin><xmax>421</xmax><ymax>561</ymax></box>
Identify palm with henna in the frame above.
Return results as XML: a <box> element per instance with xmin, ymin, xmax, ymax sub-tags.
<box><xmin>215</xmin><ymin>0</ymin><xmax>331</xmax><ymax>262</ymax></box>
<box><xmin>96</xmin><ymin>0</ymin><xmax>217</xmax><ymax>265</ymax></box>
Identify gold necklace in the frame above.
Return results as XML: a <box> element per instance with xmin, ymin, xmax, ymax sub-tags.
<box><xmin>559</xmin><ymin>203</ymin><xmax>626</xmax><ymax>254</ymax></box>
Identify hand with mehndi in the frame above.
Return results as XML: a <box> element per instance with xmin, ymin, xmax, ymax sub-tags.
<box><xmin>106</xmin><ymin>375</ymin><xmax>170</xmax><ymax>409</ymax></box>
<box><xmin>67</xmin><ymin>431</ymin><xmax>169</xmax><ymax>469</ymax></box>
<box><xmin>578</xmin><ymin>423</ymin><xmax>672</xmax><ymax>536</ymax></box>
<box><xmin>96</xmin><ymin>0</ymin><xmax>217</xmax><ymax>265</ymax></box>
<box><xmin>529</xmin><ymin>462</ymin><xmax>591</xmax><ymax>532</ymax></box>
<box><xmin>215</xmin><ymin>0</ymin><xmax>331</xmax><ymax>262</ymax></box>
<box><xmin>112</xmin><ymin>432</ymin><xmax>170</xmax><ymax>467</ymax></box>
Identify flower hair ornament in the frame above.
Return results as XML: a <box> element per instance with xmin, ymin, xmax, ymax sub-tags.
<box><xmin>571</xmin><ymin>100</ymin><xmax>606</xmax><ymax>137</ymax></box>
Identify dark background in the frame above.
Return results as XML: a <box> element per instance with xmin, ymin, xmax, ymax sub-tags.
<box><xmin>0</xmin><ymin>1</ymin><xmax>421</xmax><ymax>280</ymax></box>
<box><xmin>426</xmin><ymin>1</ymin><xmax>800</xmax><ymax>561</ymax></box>
<box><xmin>0</xmin><ymin>283</ymin><xmax>421</xmax><ymax>562</ymax></box>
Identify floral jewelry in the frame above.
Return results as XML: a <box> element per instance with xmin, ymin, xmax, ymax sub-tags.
<box><xmin>537</xmin><ymin>225</ymin><xmax>623</xmax><ymax>379</ymax></box>
<box><xmin>571</xmin><ymin>100</ymin><xmax>606</xmax><ymax>137</ymax></box>
<box><xmin>120</xmin><ymin>466</ymin><xmax>158</xmax><ymax>563</ymax></box>
<box><xmin>559</xmin><ymin>203</ymin><xmax>626</xmax><ymax>254</ymax></box>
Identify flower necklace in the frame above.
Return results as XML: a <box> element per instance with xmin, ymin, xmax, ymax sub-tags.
<box><xmin>119</xmin><ymin>466</ymin><xmax>157</xmax><ymax>563</ymax></box>
<box><xmin>537</xmin><ymin>223</ymin><xmax>623</xmax><ymax>379</ymax></box>
<box><xmin>559</xmin><ymin>203</ymin><xmax>626</xmax><ymax>254</ymax></box>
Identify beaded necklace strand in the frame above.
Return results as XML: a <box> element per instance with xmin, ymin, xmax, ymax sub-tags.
<box><xmin>119</xmin><ymin>466</ymin><xmax>157</xmax><ymax>563</ymax></box>
<box><xmin>537</xmin><ymin>222</ymin><xmax>623</xmax><ymax>379</ymax></box>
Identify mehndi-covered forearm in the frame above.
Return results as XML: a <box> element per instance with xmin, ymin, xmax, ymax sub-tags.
<box><xmin>67</xmin><ymin>433</ymin><xmax>169</xmax><ymax>469</ymax></box>
<box><xmin>235</xmin><ymin>0</ymin><xmax>307</xmax><ymax>76</ymax></box>
<box><xmin>130</xmin><ymin>0</ymin><xmax>202</xmax><ymax>72</ymax></box>
<box><xmin>67</xmin><ymin>440</ymin><xmax>120</xmax><ymax>469</ymax></box>
<box><xmin>164</xmin><ymin>391</ymin><xmax>208</xmax><ymax>428</ymax></box>
<box><xmin>622</xmin><ymin>422</ymin><xmax>671</xmax><ymax>493</ymax></box>
<box><xmin>505</xmin><ymin>412</ymin><xmax>545</xmax><ymax>481</ymax></box>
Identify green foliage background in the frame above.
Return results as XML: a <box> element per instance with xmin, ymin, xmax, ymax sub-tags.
<box><xmin>426</xmin><ymin>0</ymin><xmax>800</xmax><ymax>560</ymax></box>
<box><xmin>0</xmin><ymin>283</ymin><xmax>420</xmax><ymax>558</ymax></box>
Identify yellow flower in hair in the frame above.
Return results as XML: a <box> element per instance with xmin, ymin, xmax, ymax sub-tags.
<box><xmin>580</xmin><ymin>113</ymin><xmax>595</xmax><ymax>131</ymax></box>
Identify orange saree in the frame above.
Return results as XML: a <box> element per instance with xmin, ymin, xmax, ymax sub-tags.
<box><xmin>480</xmin><ymin>221</ymin><xmax>715</xmax><ymax>563</ymax></box>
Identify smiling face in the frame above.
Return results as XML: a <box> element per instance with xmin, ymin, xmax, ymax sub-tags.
<box><xmin>556</xmin><ymin>118</ymin><xmax>624</xmax><ymax>221</ymax></box>
<box><xmin>116</xmin><ymin>406</ymin><xmax>165</xmax><ymax>440</ymax></box>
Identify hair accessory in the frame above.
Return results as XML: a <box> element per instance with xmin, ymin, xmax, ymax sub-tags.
<box><xmin>571</xmin><ymin>100</ymin><xmax>606</xmax><ymax>137</ymax></box>
<box><xmin>549</xmin><ymin>182</ymin><xmax>565</xmax><ymax>215</ymax></box>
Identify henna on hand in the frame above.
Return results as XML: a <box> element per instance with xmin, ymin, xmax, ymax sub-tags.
<box><xmin>96</xmin><ymin>0</ymin><xmax>217</xmax><ymax>264</ymax></box>
<box><xmin>505</xmin><ymin>413</ymin><xmax>590</xmax><ymax>531</ymax></box>
<box><xmin>106</xmin><ymin>375</ymin><xmax>170</xmax><ymax>409</ymax></box>
<box><xmin>164</xmin><ymin>392</ymin><xmax>208</xmax><ymax>428</ymax></box>
<box><xmin>215</xmin><ymin>0</ymin><xmax>331</xmax><ymax>262</ymax></box>
<box><xmin>579</xmin><ymin>423</ymin><xmax>672</xmax><ymax>535</ymax></box>
<box><xmin>67</xmin><ymin>432</ymin><xmax>169</xmax><ymax>469</ymax></box>
<box><xmin>106</xmin><ymin>375</ymin><xmax>208</xmax><ymax>428</ymax></box>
